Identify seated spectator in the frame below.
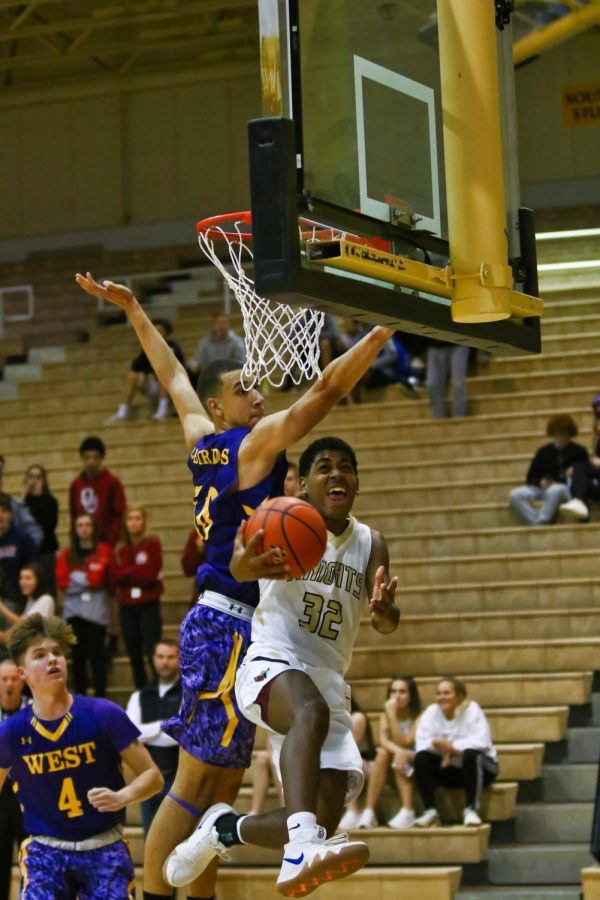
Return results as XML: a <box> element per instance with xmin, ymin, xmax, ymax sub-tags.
<box><xmin>509</xmin><ymin>414</ymin><xmax>588</xmax><ymax>526</ymax></box>
<box><xmin>0</xmin><ymin>493</ymin><xmax>37</xmax><ymax>609</ymax></box>
<box><xmin>338</xmin><ymin>696</ymin><xmax>377</xmax><ymax>830</ymax></box>
<box><xmin>339</xmin><ymin>319</ymin><xmax>412</xmax><ymax>402</ymax></box>
<box><xmin>248</xmin><ymin>744</ymin><xmax>284</xmax><ymax>817</ymax></box>
<box><xmin>561</xmin><ymin>395</ymin><xmax>600</xmax><ymax>521</ymax></box>
<box><xmin>106</xmin><ymin>317</ymin><xmax>185</xmax><ymax>422</ymax></box>
<box><xmin>0</xmin><ymin>658</ymin><xmax>28</xmax><ymax>900</ymax></box>
<box><xmin>425</xmin><ymin>339</ymin><xmax>470</xmax><ymax>419</ymax></box>
<box><xmin>110</xmin><ymin>506</ymin><xmax>163</xmax><ymax>690</ymax></box>
<box><xmin>69</xmin><ymin>436</ymin><xmax>126</xmax><ymax>547</ymax></box>
<box><xmin>22</xmin><ymin>463</ymin><xmax>59</xmax><ymax>592</ymax></box>
<box><xmin>56</xmin><ymin>513</ymin><xmax>114</xmax><ymax>697</ymax></box>
<box><xmin>284</xmin><ymin>461</ymin><xmax>300</xmax><ymax>497</ymax></box>
<box><xmin>126</xmin><ymin>640</ymin><xmax>181</xmax><ymax>836</ymax></box>
<box><xmin>414</xmin><ymin>676</ymin><xmax>498</xmax><ymax>827</ymax></box>
<box><xmin>349</xmin><ymin>677</ymin><xmax>421</xmax><ymax>829</ymax></box>
<box><xmin>188</xmin><ymin>312</ymin><xmax>245</xmax><ymax>376</ymax></box>
<box><xmin>0</xmin><ymin>455</ymin><xmax>42</xmax><ymax>547</ymax></box>
<box><xmin>0</xmin><ymin>563</ymin><xmax>55</xmax><ymax>628</ymax></box>
<box><xmin>180</xmin><ymin>528</ymin><xmax>206</xmax><ymax>604</ymax></box>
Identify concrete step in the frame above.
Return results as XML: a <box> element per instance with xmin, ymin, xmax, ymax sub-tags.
<box><xmin>486</xmin><ymin>844</ymin><xmax>593</xmax><ymax>886</ymax></box>
<box><xmin>457</xmin><ymin>889</ymin><xmax>581</xmax><ymax>899</ymax></box>
<box><xmin>514</xmin><ymin>802</ymin><xmax>593</xmax><ymax>843</ymax></box>
<box><xmin>541</xmin><ymin>764</ymin><xmax>597</xmax><ymax>802</ymax></box>
<box><xmin>562</xmin><ymin>727</ymin><xmax>600</xmax><ymax>764</ymax></box>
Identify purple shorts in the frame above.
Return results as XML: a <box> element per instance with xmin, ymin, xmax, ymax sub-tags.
<box><xmin>18</xmin><ymin>837</ymin><xmax>135</xmax><ymax>899</ymax></box>
<box><xmin>162</xmin><ymin>602</ymin><xmax>255</xmax><ymax>769</ymax></box>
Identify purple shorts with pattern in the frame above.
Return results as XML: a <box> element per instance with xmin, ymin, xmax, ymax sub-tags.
<box><xmin>162</xmin><ymin>602</ymin><xmax>255</xmax><ymax>769</ymax></box>
<box><xmin>18</xmin><ymin>837</ymin><xmax>135</xmax><ymax>899</ymax></box>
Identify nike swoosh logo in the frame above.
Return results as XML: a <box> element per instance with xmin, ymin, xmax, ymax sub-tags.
<box><xmin>283</xmin><ymin>853</ymin><xmax>304</xmax><ymax>865</ymax></box>
<box><xmin>289</xmin><ymin>824</ymin><xmax>301</xmax><ymax>831</ymax></box>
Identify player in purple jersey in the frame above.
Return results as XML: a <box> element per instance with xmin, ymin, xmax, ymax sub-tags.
<box><xmin>0</xmin><ymin>613</ymin><xmax>163</xmax><ymax>899</ymax></box>
<box><xmin>76</xmin><ymin>271</ymin><xmax>394</xmax><ymax>900</ymax></box>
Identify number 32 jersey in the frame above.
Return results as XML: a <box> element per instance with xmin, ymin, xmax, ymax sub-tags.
<box><xmin>254</xmin><ymin>516</ymin><xmax>372</xmax><ymax>676</ymax></box>
<box><xmin>0</xmin><ymin>696</ymin><xmax>140</xmax><ymax>840</ymax></box>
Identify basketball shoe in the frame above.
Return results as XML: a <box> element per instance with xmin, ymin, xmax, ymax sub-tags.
<box><xmin>276</xmin><ymin>826</ymin><xmax>369</xmax><ymax>897</ymax></box>
<box><xmin>163</xmin><ymin>802</ymin><xmax>233</xmax><ymax>887</ymax></box>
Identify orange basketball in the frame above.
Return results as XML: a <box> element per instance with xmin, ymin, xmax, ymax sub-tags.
<box><xmin>244</xmin><ymin>496</ymin><xmax>327</xmax><ymax>578</ymax></box>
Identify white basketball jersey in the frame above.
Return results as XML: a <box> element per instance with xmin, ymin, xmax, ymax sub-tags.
<box><xmin>252</xmin><ymin>516</ymin><xmax>372</xmax><ymax>675</ymax></box>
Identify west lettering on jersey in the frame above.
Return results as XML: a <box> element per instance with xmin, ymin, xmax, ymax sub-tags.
<box><xmin>22</xmin><ymin>741</ymin><xmax>97</xmax><ymax>775</ymax></box>
<box><xmin>190</xmin><ymin>446</ymin><xmax>230</xmax><ymax>466</ymax></box>
<box><xmin>301</xmin><ymin>561</ymin><xmax>363</xmax><ymax>599</ymax></box>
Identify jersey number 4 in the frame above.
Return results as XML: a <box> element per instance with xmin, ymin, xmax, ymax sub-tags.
<box><xmin>298</xmin><ymin>592</ymin><xmax>342</xmax><ymax>641</ymax></box>
<box><xmin>58</xmin><ymin>776</ymin><xmax>84</xmax><ymax>818</ymax></box>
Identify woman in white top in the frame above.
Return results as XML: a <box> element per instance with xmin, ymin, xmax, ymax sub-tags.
<box><xmin>414</xmin><ymin>676</ymin><xmax>498</xmax><ymax>827</ymax></box>
<box><xmin>0</xmin><ymin>563</ymin><xmax>55</xmax><ymax>626</ymax></box>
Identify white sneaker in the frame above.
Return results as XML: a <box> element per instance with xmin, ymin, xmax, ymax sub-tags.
<box><xmin>104</xmin><ymin>411</ymin><xmax>128</xmax><ymax>425</ymax></box>
<box><xmin>276</xmin><ymin>827</ymin><xmax>369</xmax><ymax>897</ymax></box>
<box><xmin>559</xmin><ymin>498</ymin><xmax>589</xmax><ymax>521</ymax></box>
<box><xmin>414</xmin><ymin>808</ymin><xmax>440</xmax><ymax>828</ymax></box>
<box><xmin>163</xmin><ymin>802</ymin><xmax>233</xmax><ymax>887</ymax></box>
<box><xmin>463</xmin><ymin>807</ymin><xmax>482</xmax><ymax>827</ymax></box>
<box><xmin>338</xmin><ymin>809</ymin><xmax>360</xmax><ymax>830</ymax></box>
<box><xmin>387</xmin><ymin>808</ymin><xmax>416</xmax><ymax>829</ymax></box>
<box><xmin>357</xmin><ymin>808</ymin><xmax>378</xmax><ymax>829</ymax></box>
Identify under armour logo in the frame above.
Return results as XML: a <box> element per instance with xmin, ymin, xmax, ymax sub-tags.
<box><xmin>229</xmin><ymin>603</ymin><xmax>244</xmax><ymax>615</ymax></box>
<box><xmin>21</xmin><ymin>737</ymin><xmax>32</xmax><ymax>745</ymax></box>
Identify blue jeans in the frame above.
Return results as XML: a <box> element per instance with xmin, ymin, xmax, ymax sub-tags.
<box><xmin>509</xmin><ymin>482</ymin><xmax>570</xmax><ymax>525</ymax></box>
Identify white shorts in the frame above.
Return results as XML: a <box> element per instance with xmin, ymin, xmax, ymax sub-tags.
<box><xmin>235</xmin><ymin>645</ymin><xmax>364</xmax><ymax>804</ymax></box>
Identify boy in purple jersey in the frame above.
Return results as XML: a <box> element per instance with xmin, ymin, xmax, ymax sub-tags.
<box><xmin>0</xmin><ymin>614</ymin><xmax>163</xmax><ymax>899</ymax></box>
<box><xmin>76</xmin><ymin>271</ymin><xmax>394</xmax><ymax>900</ymax></box>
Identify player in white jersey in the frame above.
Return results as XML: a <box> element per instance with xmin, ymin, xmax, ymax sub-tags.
<box><xmin>165</xmin><ymin>437</ymin><xmax>400</xmax><ymax>896</ymax></box>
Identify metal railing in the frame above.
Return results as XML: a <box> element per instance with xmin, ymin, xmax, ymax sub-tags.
<box><xmin>0</xmin><ymin>284</ymin><xmax>34</xmax><ymax>338</ymax></box>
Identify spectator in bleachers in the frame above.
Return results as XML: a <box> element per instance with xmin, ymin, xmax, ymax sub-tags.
<box><xmin>105</xmin><ymin>317</ymin><xmax>186</xmax><ymax>423</ymax></box>
<box><xmin>0</xmin><ymin>493</ymin><xmax>38</xmax><ymax>609</ymax></box>
<box><xmin>425</xmin><ymin>339</ymin><xmax>470</xmax><ymax>419</ymax></box>
<box><xmin>248</xmin><ymin>744</ymin><xmax>284</xmax><ymax>817</ymax></box>
<box><xmin>110</xmin><ymin>506</ymin><xmax>164</xmax><ymax>690</ymax></box>
<box><xmin>508</xmin><ymin>413</ymin><xmax>588</xmax><ymax>526</ymax></box>
<box><xmin>0</xmin><ymin>658</ymin><xmax>28</xmax><ymax>900</ymax></box>
<box><xmin>347</xmin><ymin>677</ymin><xmax>421</xmax><ymax>830</ymax></box>
<box><xmin>187</xmin><ymin>312</ymin><xmax>245</xmax><ymax>377</ymax></box>
<box><xmin>414</xmin><ymin>676</ymin><xmax>498</xmax><ymax>828</ymax></box>
<box><xmin>69</xmin><ymin>436</ymin><xmax>126</xmax><ymax>547</ymax></box>
<box><xmin>284</xmin><ymin>461</ymin><xmax>300</xmax><ymax>497</ymax></box>
<box><xmin>180</xmin><ymin>528</ymin><xmax>206</xmax><ymax>605</ymax></box>
<box><xmin>339</xmin><ymin>319</ymin><xmax>413</xmax><ymax>403</ymax></box>
<box><xmin>0</xmin><ymin>456</ymin><xmax>43</xmax><ymax>547</ymax></box>
<box><xmin>560</xmin><ymin>395</ymin><xmax>600</xmax><ymax>521</ymax></box>
<box><xmin>22</xmin><ymin>463</ymin><xmax>59</xmax><ymax>593</ymax></box>
<box><xmin>126</xmin><ymin>639</ymin><xmax>181</xmax><ymax>837</ymax></box>
<box><xmin>338</xmin><ymin>696</ymin><xmax>377</xmax><ymax>830</ymax></box>
<box><xmin>56</xmin><ymin>512</ymin><xmax>114</xmax><ymax>698</ymax></box>
<box><xmin>0</xmin><ymin>564</ymin><xmax>55</xmax><ymax>628</ymax></box>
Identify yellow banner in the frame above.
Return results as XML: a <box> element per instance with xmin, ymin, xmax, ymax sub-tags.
<box><xmin>563</xmin><ymin>83</ymin><xmax>600</xmax><ymax>127</ymax></box>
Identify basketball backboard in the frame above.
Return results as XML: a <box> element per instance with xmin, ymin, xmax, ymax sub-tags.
<box><xmin>248</xmin><ymin>0</ymin><xmax>542</xmax><ymax>355</ymax></box>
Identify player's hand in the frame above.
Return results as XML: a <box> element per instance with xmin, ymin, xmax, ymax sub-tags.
<box><xmin>75</xmin><ymin>272</ymin><xmax>137</xmax><ymax>312</ymax></box>
<box><xmin>87</xmin><ymin>786</ymin><xmax>127</xmax><ymax>812</ymax></box>
<box><xmin>229</xmin><ymin>522</ymin><xmax>291</xmax><ymax>582</ymax></box>
<box><xmin>369</xmin><ymin>565</ymin><xmax>398</xmax><ymax>623</ymax></box>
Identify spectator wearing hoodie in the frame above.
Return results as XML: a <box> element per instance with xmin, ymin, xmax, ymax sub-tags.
<box><xmin>69</xmin><ymin>436</ymin><xmax>126</xmax><ymax>547</ymax></box>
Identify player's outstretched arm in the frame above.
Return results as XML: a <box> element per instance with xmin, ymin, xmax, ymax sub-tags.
<box><xmin>75</xmin><ymin>272</ymin><xmax>213</xmax><ymax>449</ymax></box>
<box><xmin>87</xmin><ymin>739</ymin><xmax>163</xmax><ymax>813</ymax></box>
<box><xmin>366</xmin><ymin>529</ymin><xmax>400</xmax><ymax>635</ymax></box>
<box><xmin>237</xmin><ymin>326</ymin><xmax>393</xmax><ymax>481</ymax></box>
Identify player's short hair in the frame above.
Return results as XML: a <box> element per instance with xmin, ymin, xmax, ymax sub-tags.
<box><xmin>8</xmin><ymin>614</ymin><xmax>77</xmax><ymax>665</ymax></box>
<box><xmin>438</xmin><ymin>675</ymin><xmax>467</xmax><ymax>698</ymax></box>
<box><xmin>196</xmin><ymin>359</ymin><xmax>242</xmax><ymax>409</ymax></box>
<box><xmin>546</xmin><ymin>414</ymin><xmax>578</xmax><ymax>438</ymax></box>
<box><xmin>79</xmin><ymin>436</ymin><xmax>106</xmax><ymax>457</ymax></box>
<box><xmin>298</xmin><ymin>437</ymin><xmax>358</xmax><ymax>478</ymax></box>
<box><xmin>0</xmin><ymin>492</ymin><xmax>13</xmax><ymax>513</ymax></box>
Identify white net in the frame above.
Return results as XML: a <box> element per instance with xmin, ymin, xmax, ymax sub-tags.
<box><xmin>198</xmin><ymin>217</ymin><xmax>325</xmax><ymax>389</ymax></box>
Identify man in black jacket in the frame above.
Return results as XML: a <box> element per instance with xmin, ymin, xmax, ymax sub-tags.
<box><xmin>126</xmin><ymin>639</ymin><xmax>182</xmax><ymax>836</ymax></box>
<box><xmin>509</xmin><ymin>414</ymin><xmax>588</xmax><ymax>526</ymax></box>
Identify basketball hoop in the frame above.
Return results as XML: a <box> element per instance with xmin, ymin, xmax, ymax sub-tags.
<box><xmin>196</xmin><ymin>211</ymin><xmax>352</xmax><ymax>389</ymax></box>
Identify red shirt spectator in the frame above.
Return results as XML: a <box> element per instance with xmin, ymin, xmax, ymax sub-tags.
<box><xmin>69</xmin><ymin>436</ymin><xmax>126</xmax><ymax>547</ymax></box>
<box><xmin>110</xmin><ymin>535</ymin><xmax>163</xmax><ymax>606</ymax></box>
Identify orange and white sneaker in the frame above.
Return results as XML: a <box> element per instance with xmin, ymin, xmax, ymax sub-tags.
<box><xmin>276</xmin><ymin>826</ymin><xmax>369</xmax><ymax>897</ymax></box>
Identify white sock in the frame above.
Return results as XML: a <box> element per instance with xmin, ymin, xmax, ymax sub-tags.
<box><xmin>236</xmin><ymin>814</ymin><xmax>248</xmax><ymax>844</ymax></box>
<box><xmin>157</xmin><ymin>397</ymin><xmax>169</xmax><ymax>415</ymax></box>
<box><xmin>117</xmin><ymin>403</ymin><xmax>128</xmax><ymax>417</ymax></box>
<box><xmin>287</xmin><ymin>811</ymin><xmax>317</xmax><ymax>840</ymax></box>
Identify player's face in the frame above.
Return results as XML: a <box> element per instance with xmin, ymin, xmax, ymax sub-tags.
<box><xmin>302</xmin><ymin>449</ymin><xmax>358</xmax><ymax>523</ymax></box>
<box><xmin>19</xmin><ymin>567</ymin><xmax>37</xmax><ymax>597</ymax></box>
<box><xmin>436</xmin><ymin>680</ymin><xmax>463</xmax><ymax>717</ymax></box>
<box><xmin>0</xmin><ymin>661</ymin><xmax>22</xmax><ymax>707</ymax></box>
<box><xmin>21</xmin><ymin>638</ymin><xmax>68</xmax><ymax>692</ymax></box>
<box><xmin>152</xmin><ymin>644</ymin><xmax>180</xmax><ymax>680</ymax></box>
<box><xmin>81</xmin><ymin>450</ymin><xmax>103</xmax><ymax>477</ymax></box>
<box><xmin>217</xmin><ymin>371</ymin><xmax>264</xmax><ymax>429</ymax></box>
<box><xmin>126</xmin><ymin>509</ymin><xmax>145</xmax><ymax>536</ymax></box>
<box><xmin>389</xmin><ymin>679</ymin><xmax>410</xmax><ymax>711</ymax></box>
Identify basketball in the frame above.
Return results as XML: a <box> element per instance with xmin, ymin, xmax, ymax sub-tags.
<box><xmin>244</xmin><ymin>496</ymin><xmax>327</xmax><ymax>578</ymax></box>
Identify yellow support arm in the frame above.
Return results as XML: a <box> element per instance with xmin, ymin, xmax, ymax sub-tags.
<box><xmin>514</xmin><ymin>1</ymin><xmax>600</xmax><ymax>66</ymax></box>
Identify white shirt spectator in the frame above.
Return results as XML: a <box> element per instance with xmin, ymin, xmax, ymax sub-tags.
<box><xmin>190</xmin><ymin>326</ymin><xmax>246</xmax><ymax>373</ymax></box>
<box><xmin>24</xmin><ymin>594</ymin><xmax>55</xmax><ymax>618</ymax></box>
<box><xmin>415</xmin><ymin>698</ymin><xmax>497</xmax><ymax>763</ymax></box>
<box><xmin>126</xmin><ymin>683</ymin><xmax>179</xmax><ymax>748</ymax></box>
